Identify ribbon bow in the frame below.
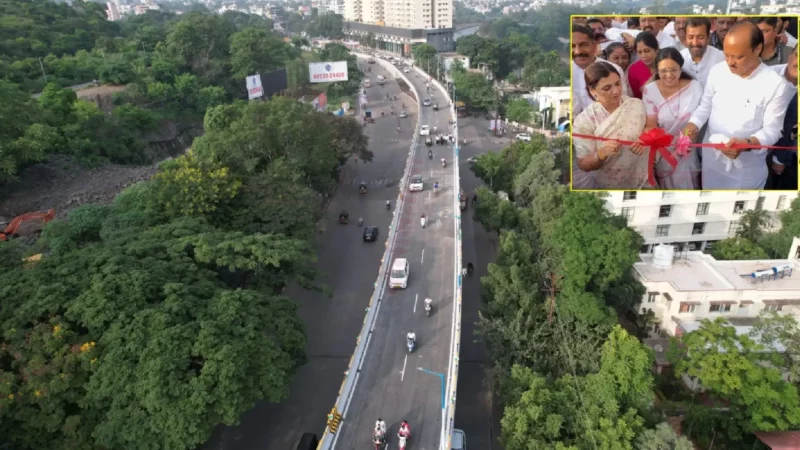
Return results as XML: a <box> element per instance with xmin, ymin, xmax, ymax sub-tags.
<box><xmin>639</xmin><ymin>128</ymin><xmax>678</xmax><ymax>187</ymax></box>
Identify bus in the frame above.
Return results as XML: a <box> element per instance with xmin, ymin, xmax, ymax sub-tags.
<box><xmin>456</xmin><ymin>101</ymin><xmax>468</xmax><ymax>118</ymax></box>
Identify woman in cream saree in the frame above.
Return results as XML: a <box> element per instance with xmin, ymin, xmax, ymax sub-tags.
<box><xmin>573</xmin><ymin>95</ymin><xmax>649</xmax><ymax>189</ymax></box>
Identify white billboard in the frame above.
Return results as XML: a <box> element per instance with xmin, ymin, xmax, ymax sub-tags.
<box><xmin>309</xmin><ymin>61</ymin><xmax>349</xmax><ymax>83</ymax></box>
<box><xmin>246</xmin><ymin>74</ymin><xmax>263</xmax><ymax>100</ymax></box>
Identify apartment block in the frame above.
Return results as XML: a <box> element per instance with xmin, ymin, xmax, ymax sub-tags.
<box><xmin>604</xmin><ymin>191</ymin><xmax>798</xmax><ymax>253</ymax></box>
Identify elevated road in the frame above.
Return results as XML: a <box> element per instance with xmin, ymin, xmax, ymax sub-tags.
<box><xmin>202</xmin><ymin>58</ymin><xmax>415</xmax><ymax>450</ymax></box>
<box><xmin>332</xmin><ymin>65</ymin><xmax>456</xmax><ymax>449</ymax></box>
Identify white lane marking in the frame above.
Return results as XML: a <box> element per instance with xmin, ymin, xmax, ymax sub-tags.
<box><xmin>414</xmin><ymin>293</ymin><xmax>418</xmax><ymax>313</ymax></box>
<box><xmin>401</xmin><ymin>354</ymin><xmax>408</xmax><ymax>381</ymax></box>
<box><xmin>421</xmin><ymin>248</ymin><xmax>425</xmax><ymax>265</ymax></box>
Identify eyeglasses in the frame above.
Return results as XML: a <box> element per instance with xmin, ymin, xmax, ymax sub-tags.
<box><xmin>658</xmin><ymin>68</ymin><xmax>681</xmax><ymax>76</ymax></box>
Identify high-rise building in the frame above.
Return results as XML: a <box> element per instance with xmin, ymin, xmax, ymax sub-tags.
<box><xmin>604</xmin><ymin>191</ymin><xmax>798</xmax><ymax>254</ymax></box>
<box><xmin>343</xmin><ymin>0</ymin><xmax>454</xmax><ymax>55</ymax></box>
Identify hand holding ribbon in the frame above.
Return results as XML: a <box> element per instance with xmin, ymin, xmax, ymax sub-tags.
<box><xmin>639</xmin><ymin>128</ymin><xmax>678</xmax><ymax>187</ymax></box>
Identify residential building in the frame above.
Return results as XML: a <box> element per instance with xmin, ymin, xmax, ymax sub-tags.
<box><xmin>106</xmin><ymin>1</ymin><xmax>121</xmax><ymax>21</ymax></box>
<box><xmin>605</xmin><ymin>191</ymin><xmax>798</xmax><ymax>254</ymax></box>
<box><xmin>634</xmin><ymin>243</ymin><xmax>800</xmax><ymax>338</ymax></box>
<box><xmin>530</xmin><ymin>86</ymin><xmax>570</xmax><ymax>127</ymax></box>
<box><xmin>343</xmin><ymin>0</ymin><xmax>454</xmax><ymax>54</ymax></box>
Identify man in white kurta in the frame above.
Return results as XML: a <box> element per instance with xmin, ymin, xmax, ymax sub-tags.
<box><xmin>571</xmin><ymin>25</ymin><xmax>629</xmax><ymax>117</ymax></box>
<box><xmin>680</xmin><ymin>18</ymin><xmax>726</xmax><ymax>87</ymax></box>
<box><xmin>684</xmin><ymin>22</ymin><xmax>793</xmax><ymax>189</ymax></box>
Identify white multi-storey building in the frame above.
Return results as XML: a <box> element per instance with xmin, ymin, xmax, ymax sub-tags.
<box><xmin>634</xmin><ymin>243</ymin><xmax>800</xmax><ymax>338</ymax></box>
<box><xmin>604</xmin><ymin>191</ymin><xmax>798</xmax><ymax>254</ymax></box>
<box><xmin>344</xmin><ymin>0</ymin><xmax>363</xmax><ymax>22</ymax></box>
<box><xmin>345</xmin><ymin>0</ymin><xmax>452</xmax><ymax>28</ymax></box>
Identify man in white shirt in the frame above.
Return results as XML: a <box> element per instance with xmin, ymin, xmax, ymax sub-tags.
<box><xmin>770</xmin><ymin>44</ymin><xmax>799</xmax><ymax>93</ymax></box>
<box><xmin>672</xmin><ymin>17</ymin><xmax>688</xmax><ymax>52</ymax></box>
<box><xmin>640</xmin><ymin>16</ymin><xmax>676</xmax><ymax>49</ymax></box>
<box><xmin>680</xmin><ymin>17</ymin><xmax>726</xmax><ymax>87</ymax></box>
<box><xmin>683</xmin><ymin>21</ymin><xmax>793</xmax><ymax>189</ymax></box>
<box><xmin>571</xmin><ymin>25</ymin><xmax>629</xmax><ymax>117</ymax></box>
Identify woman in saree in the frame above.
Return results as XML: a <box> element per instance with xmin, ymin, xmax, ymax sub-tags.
<box><xmin>627</xmin><ymin>31</ymin><xmax>659</xmax><ymax>99</ymax></box>
<box><xmin>573</xmin><ymin>61</ymin><xmax>649</xmax><ymax>189</ymax></box>
<box><xmin>639</xmin><ymin>48</ymin><xmax>703</xmax><ymax>189</ymax></box>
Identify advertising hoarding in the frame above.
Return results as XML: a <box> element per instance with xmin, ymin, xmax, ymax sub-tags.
<box><xmin>246</xmin><ymin>74</ymin><xmax>263</xmax><ymax>100</ymax></box>
<box><xmin>309</xmin><ymin>61</ymin><xmax>349</xmax><ymax>83</ymax></box>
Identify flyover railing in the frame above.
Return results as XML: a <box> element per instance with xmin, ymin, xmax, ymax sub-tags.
<box><xmin>316</xmin><ymin>52</ymin><xmax>423</xmax><ymax>450</ymax></box>
<box><xmin>410</xmin><ymin>67</ymin><xmax>462</xmax><ymax>450</ymax></box>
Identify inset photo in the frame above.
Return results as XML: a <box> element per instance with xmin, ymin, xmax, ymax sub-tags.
<box><xmin>570</xmin><ymin>15</ymin><xmax>798</xmax><ymax>191</ymax></box>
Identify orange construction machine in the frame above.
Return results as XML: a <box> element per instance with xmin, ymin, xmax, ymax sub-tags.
<box><xmin>0</xmin><ymin>209</ymin><xmax>56</xmax><ymax>241</ymax></box>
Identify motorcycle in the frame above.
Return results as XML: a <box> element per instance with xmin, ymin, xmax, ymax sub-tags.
<box><xmin>425</xmin><ymin>303</ymin><xmax>432</xmax><ymax>317</ymax></box>
<box><xmin>373</xmin><ymin>433</ymin><xmax>387</xmax><ymax>450</ymax></box>
<box><xmin>420</xmin><ymin>215</ymin><xmax>427</xmax><ymax>228</ymax></box>
<box><xmin>358</xmin><ymin>217</ymin><xmax>364</xmax><ymax>227</ymax></box>
<box><xmin>428</xmin><ymin>149</ymin><xmax>433</xmax><ymax>159</ymax></box>
<box><xmin>441</xmin><ymin>159</ymin><xmax>446</xmax><ymax>168</ymax></box>
<box><xmin>406</xmin><ymin>338</ymin><xmax>415</xmax><ymax>353</ymax></box>
<box><xmin>398</xmin><ymin>436</ymin><xmax>407</xmax><ymax>450</ymax></box>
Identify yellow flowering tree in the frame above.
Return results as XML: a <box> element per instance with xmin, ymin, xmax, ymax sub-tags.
<box><xmin>152</xmin><ymin>151</ymin><xmax>241</xmax><ymax>218</ymax></box>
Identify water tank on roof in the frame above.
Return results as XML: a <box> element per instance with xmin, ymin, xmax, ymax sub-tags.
<box><xmin>653</xmin><ymin>244</ymin><xmax>675</xmax><ymax>269</ymax></box>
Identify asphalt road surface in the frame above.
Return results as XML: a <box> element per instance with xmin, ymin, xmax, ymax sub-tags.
<box><xmin>332</xmin><ymin>67</ymin><xmax>456</xmax><ymax>450</ymax></box>
<box><xmin>202</xmin><ymin>58</ymin><xmax>416</xmax><ymax>450</ymax></box>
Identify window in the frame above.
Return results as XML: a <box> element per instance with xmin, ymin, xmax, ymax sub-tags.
<box><xmin>756</xmin><ymin>196</ymin><xmax>766</xmax><ymax>210</ymax></box>
<box><xmin>659</xmin><ymin>205</ymin><xmax>673</xmax><ymax>218</ymax></box>
<box><xmin>729</xmin><ymin>221</ymin><xmax>742</xmax><ymax>234</ymax></box>
<box><xmin>765</xmin><ymin>304</ymin><xmax>784</xmax><ymax>312</ymax></box>
<box><xmin>656</xmin><ymin>225</ymin><xmax>670</xmax><ymax>237</ymax></box>
<box><xmin>692</xmin><ymin>222</ymin><xmax>706</xmax><ymax>235</ymax></box>
<box><xmin>709</xmin><ymin>303</ymin><xmax>732</xmax><ymax>313</ymax></box>
<box><xmin>778</xmin><ymin>195</ymin><xmax>787</xmax><ymax>210</ymax></box>
<box><xmin>621</xmin><ymin>207</ymin><xmax>634</xmax><ymax>222</ymax></box>
<box><xmin>647</xmin><ymin>292</ymin><xmax>658</xmax><ymax>303</ymax></box>
<box><xmin>679</xmin><ymin>303</ymin><xmax>698</xmax><ymax>313</ymax></box>
<box><xmin>623</xmin><ymin>191</ymin><xmax>637</xmax><ymax>201</ymax></box>
<box><xmin>662</xmin><ymin>192</ymin><xmax>675</xmax><ymax>199</ymax></box>
<box><xmin>733</xmin><ymin>201</ymin><xmax>745</xmax><ymax>214</ymax></box>
<box><xmin>696</xmin><ymin>202</ymin><xmax>710</xmax><ymax>216</ymax></box>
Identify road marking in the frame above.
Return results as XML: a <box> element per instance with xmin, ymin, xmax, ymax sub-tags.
<box><xmin>414</xmin><ymin>293</ymin><xmax>418</xmax><ymax>313</ymax></box>
<box><xmin>421</xmin><ymin>248</ymin><xmax>425</xmax><ymax>265</ymax></box>
<box><xmin>401</xmin><ymin>354</ymin><xmax>407</xmax><ymax>381</ymax></box>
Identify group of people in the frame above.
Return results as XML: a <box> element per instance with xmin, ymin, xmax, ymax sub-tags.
<box><xmin>373</xmin><ymin>418</ymin><xmax>411</xmax><ymax>448</ymax></box>
<box><xmin>571</xmin><ymin>16</ymin><xmax>798</xmax><ymax>190</ymax></box>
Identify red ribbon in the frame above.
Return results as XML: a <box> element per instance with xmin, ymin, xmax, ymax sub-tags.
<box><xmin>572</xmin><ymin>130</ymin><xmax>797</xmax><ymax>187</ymax></box>
<box><xmin>640</xmin><ymin>128</ymin><xmax>678</xmax><ymax>187</ymax></box>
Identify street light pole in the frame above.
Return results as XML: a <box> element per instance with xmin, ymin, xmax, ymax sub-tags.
<box><xmin>38</xmin><ymin>57</ymin><xmax>48</xmax><ymax>84</ymax></box>
<box><xmin>418</xmin><ymin>367</ymin><xmax>445</xmax><ymax>410</ymax></box>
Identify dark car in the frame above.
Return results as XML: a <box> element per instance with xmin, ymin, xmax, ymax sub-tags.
<box><xmin>295</xmin><ymin>433</ymin><xmax>319</xmax><ymax>450</ymax></box>
<box><xmin>363</xmin><ymin>226</ymin><xmax>379</xmax><ymax>242</ymax></box>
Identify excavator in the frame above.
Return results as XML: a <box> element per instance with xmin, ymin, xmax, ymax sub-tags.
<box><xmin>0</xmin><ymin>209</ymin><xmax>56</xmax><ymax>241</ymax></box>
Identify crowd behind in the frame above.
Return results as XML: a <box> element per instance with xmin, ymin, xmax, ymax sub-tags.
<box><xmin>571</xmin><ymin>16</ymin><xmax>798</xmax><ymax>190</ymax></box>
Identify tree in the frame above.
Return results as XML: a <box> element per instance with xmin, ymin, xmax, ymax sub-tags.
<box><xmin>411</xmin><ymin>43</ymin><xmax>437</xmax><ymax>68</ymax></box>
<box><xmin>452</xmin><ymin>70</ymin><xmax>495</xmax><ymax>111</ymax></box>
<box><xmin>163</xmin><ymin>12</ymin><xmax>234</xmax><ymax>80</ymax></box>
<box><xmin>669</xmin><ymin>318</ymin><xmax>800</xmax><ymax>435</ymax></box>
<box><xmin>230</xmin><ymin>28</ymin><xmax>294</xmax><ymax>79</ymax></box>
<box><xmin>505</xmin><ymin>97</ymin><xmax>533</xmax><ymax>124</ymax></box>
<box><xmin>751</xmin><ymin>312</ymin><xmax>800</xmax><ymax>382</ymax></box>
<box><xmin>151</xmin><ymin>151</ymin><xmax>242</xmax><ymax>218</ymax></box>
<box><xmin>737</xmin><ymin>208</ymin><xmax>772</xmax><ymax>242</ymax></box>
<box><xmin>709</xmin><ymin>237</ymin><xmax>768</xmax><ymax>261</ymax></box>
<box><xmin>634</xmin><ymin>423</ymin><xmax>694</xmax><ymax>450</ymax></box>
<box><xmin>0</xmin><ymin>80</ymin><xmax>51</xmax><ymax>182</ymax></box>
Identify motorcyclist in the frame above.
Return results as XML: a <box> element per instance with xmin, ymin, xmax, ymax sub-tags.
<box><xmin>433</xmin><ymin>125</ymin><xmax>438</xmax><ymax>133</ymax></box>
<box><xmin>397</xmin><ymin>126</ymin><xmax>400</xmax><ymax>133</ymax></box>
<box><xmin>424</xmin><ymin>297</ymin><xmax>433</xmax><ymax>311</ymax></box>
<box><xmin>398</xmin><ymin>421</ymin><xmax>411</xmax><ymax>438</ymax></box>
<box><xmin>433</xmin><ymin>182</ymin><xmax>439</xmax><ymax>194</ymax></box>
<box><xmin>441</xmin><ymin>158</ymin><xmax>446</xmax><ymax>167</ymax></box>
<box><xmin>406</xmin><ymin>332</ymin><xmax>416</xmax><ymax>345</ymax></box>
<box><xmin>386</xmin><ymin>200</ymin><xmax>391</xmax><ymax>210</ymax></box>
<box><xmin>420</xmin><ymin>213</ymin><xmax>426</xmax><ymax>228</ymax></box>
<box><xmin>375</xmin><ymin>418</ymin><xmax>387</xmax><ymax>436</ymax></box>
<box><xmin>358</xmin><ymin>217</ymin><xmax>364</xmax><ymax>226</ymax></box>
<box><xmin>428</xmin><ymin>149</ymin><xmax>433</xmax><ymax>159</ymax></box>
<box><xmin>467</xmin><ymin>262</ymin><xmax>474</xmax><ymax>274</ymax></box>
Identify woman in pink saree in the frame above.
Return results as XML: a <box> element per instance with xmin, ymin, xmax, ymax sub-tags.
<box><xmin>640</xmin><ymin>48</ymin><xmax>703</xmax><ymax>189</ymax></box>
<box><xmin>573</xmin><ymin>61</ymin><xmax>649</xmax><ymax>189</ymax></box>
<box><xmin>627</xmin><ymin>31</ymin><xmax>659</xmax><ymax>99</ymax></box>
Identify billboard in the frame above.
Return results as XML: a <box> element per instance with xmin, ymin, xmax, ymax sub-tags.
<box><xmin>310</xmin><ymin>93</ymin><xmax>328</xmax><ymax>112</ymax></box>
<box><xmin>246</xmin><ymin>74</ymin><xmax>263</xmax><ymax>100</ymax></box>
<box><xmin>309</xmin><ymin>61</ymin><xmax>349</xmax><ymax>83</ymax></box>
<box><xmin>261</xmin><ymin>68</ymin><xmax>288</xmax><ymax>98</ymax></box>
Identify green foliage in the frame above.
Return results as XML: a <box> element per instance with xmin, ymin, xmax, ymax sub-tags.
<box><xmin>0</xmin><ymin>80</ymin><xmax>52</xmax><ymax>182</ymax></box>
<box><xmin>505</xmin><ymin>98</ymin><xmax>533</xmax><ymax>124</ymax></box>
<box><xmin>669</xmin><ymin>318</ymin><xmax>800</xmax><ymax>435</ymax></box>
<box><xmin>634</xmin><ymin>423</ymin><xmax>694</xmax><ymax>450</ymax></box>
<box><xmin>710</xmin><ymin>237</ymin><xmax>768</xmax><ymax>261</ymax></box>
<box><xmin>452</xmin><ymin>69</ymin><xmax>495</xmax><ymax>111</ymax></box>
<box><xmin>305</xmin><ymin>14</ymin><xmax>345</xmax><ymax>39</ymax></box>
<box><xmin>230</xmin><ymin>28</ymin><xmax>295</xmax><ymax>79</ymax></box>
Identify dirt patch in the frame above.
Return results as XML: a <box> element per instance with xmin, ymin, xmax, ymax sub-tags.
<box><xmin>0</xmin><ymin>155</ymin><xmax>160</xmax><ymax>222</ymax></box>
<box><xmin>75</xmin><ymin>85</ymin><xmax>126</xmax><ymax>99</ymax></box>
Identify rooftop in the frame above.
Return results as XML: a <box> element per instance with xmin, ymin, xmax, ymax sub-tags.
<box><xmin>634</xmin><ymin>251</ymin><xmax>800</xmax><ymax>292</ymax></box>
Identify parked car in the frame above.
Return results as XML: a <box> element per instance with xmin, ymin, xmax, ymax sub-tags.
<box><xmin>516</xmin><ymin>133</ymin><xmax>532</xmax><ymax>142</ymax></box>
<box><xmin>419</xmin><ymin>125</ymin><xmax>430</xmax><ymax>136</ymax></box>
<box><xmin>363</xmin><ymin>226</ymin><xmax>379</xmax><ymax>242</ymax></box>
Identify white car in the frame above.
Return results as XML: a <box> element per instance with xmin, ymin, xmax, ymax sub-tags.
<box><xmin>409</xmin><ymin>175</ymin><xmax>424</xmax><ymax>191</ymax></box>
<box><xmin>419</xmin><ymin>125</ymin><xmax>430</xmax><ymax>136</ymax></box>
<box><xmin>467</xmin><ymin>156</ymin><xmax>478</xmax><ymax>165</ymax></box>
<box><xmin>423</xmin><ymin>99</ymin><xmax>432</xmax><ymax>107</ymax></box>
<box><xmin>403</xmin><ymin>68</ymin><xmax>410</xmax><ymax>73</ymax></box>
<box><xmin>390</xmin><ymin>258</ymin><xmax>410</xmax><ymax>289</ymax></box>
<box><xmin>399</xmin><ymin>110</ymin><xmax>408</xmax><ymax>118</ymax></box>
<box><xmin>516</xmin><ymin>133</ymin><xmax>532</xmax><ymax>142</ymax></box>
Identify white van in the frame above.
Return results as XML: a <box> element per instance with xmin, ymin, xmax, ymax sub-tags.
<box><xmin>389</xmin><ymin>258</ymin><xmax>409</xmax><ymax>289</ymax></box>
<box><xmin>451</xmin><ymin>429</ymin><xmax>466</xmax><ymax>450</ymax></box>
<box><xmin>377</xmin><ymin>75</ymin><xmax>386</xmax><ymax>85</ymax></box>
<box><xmin>364</xmin><ymin>79</ymin><xmax>371</xmax><ymax>88</ymax></box>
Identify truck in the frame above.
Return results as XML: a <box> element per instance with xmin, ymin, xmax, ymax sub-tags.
<box><xmin>459</xmin><ymin>190</ymin><xmax>467</xmax><ymax>211</ymax></box>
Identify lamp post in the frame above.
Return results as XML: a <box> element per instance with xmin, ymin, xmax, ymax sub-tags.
<box><xmin>418</xmin><ymin>367</ymin><xmax>445</xmax><ymax>410</ymax></box>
